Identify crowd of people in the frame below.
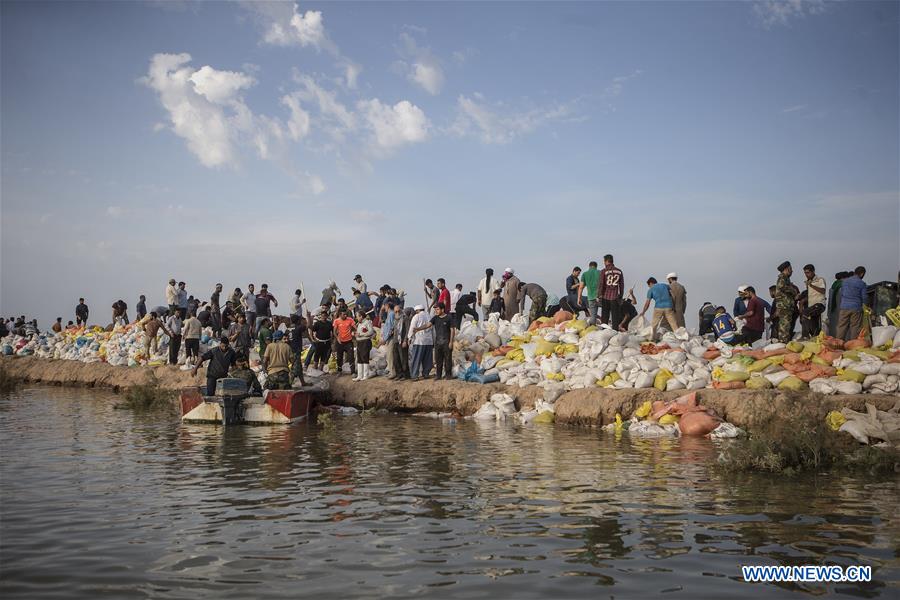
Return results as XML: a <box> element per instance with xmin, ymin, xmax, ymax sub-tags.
<box><xmin>2</xmin><ymin>258</ymin><xmax>875</xmax><ymax>393</ymax></box>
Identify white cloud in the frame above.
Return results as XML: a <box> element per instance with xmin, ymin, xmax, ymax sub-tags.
<box><xmin>142</xmin><ymin>53</ymin><xmax>292</xmax><ymax>168</ymax></box>
<box><xmin>292</xmin><ymin>73</ymin><xmax>357</xmax><ymax>141</ymax></box>
<box><xmin>152</xmin><ymin>122</ymin><xmax>166</xmax><ymax>132</ymax></box>
<box><xmin>449</xmin><ymin>94</ymin><xmax>576</xmax><ymax>144</ymax></box>
<box><xmin>358</xmin><ymin>99</ymin><xmax>430</xmax><ymax>151</ymax></box>
<box><xmin>753</xmin><ymin>0</ymin><xmax>826</xmax><ymax>29</ymax></box>
<box><xmin>781</xmin><ymin>104</ymin><xmax>808</xmax><ymax>113</ymax></box>
<box><xmin>452</xmin><ymin>47</ymin><xmax>478</xmax><ymax>66</ymax></box>
<box><xmin>397</xmin><ymin>31</ymin><xmax>445</xmax><ymax>95</ymax></box>
<box><xmin>106</xmin><ymin>206</ymin><xmax>124</xmax><ymax>218</ymax></box>
<box><xmin>281</xmin><ymin>94</ymin><xmax>311</xmax><ymax>141</ymax></box>
<box><xmin>342</xmin><ymin>61</ymin><xmax>362</xmax><ymax>89</ymax></box>
<box><xmin>603</xmin><ymin>70</ymin><xmax>642</xmax><ymax>98</ymax></box>
<box><xmin>350</xmin><ymin>209</ymin><xmax>385</xmax><ymax>222</ymax></box>
<box><xmin>251</xmin><ymin>2</ymin><xmax>330</xmax><ymax>51</ymax></box>
<box><xmin>308</xmin><ymin>174</ymin><xmax>326</xmax><ymax>195</ymax></box>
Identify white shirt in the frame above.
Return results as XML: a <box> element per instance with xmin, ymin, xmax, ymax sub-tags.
<box><xmin>449</xmin><ymin>289</ymin><xmax>461</xmax><ymax>313</ymax></box>
<box><xmin>356</xmin><ymin>280</ymin><xmax>367</xmax><ymax>295</ymax></box>
<box><xmin>165</xmin><ymin>284</ymin><xmax>178</xmax><ymax>305</ymax></box>
<box><xmin>242</xmin><ymin>292</ymin><xmax>256</xmax><ymax>312</ymax></box>
<box><xmin>408</xmin><ymin>311</ymin><xmax>434</xmax><ymax>345</ymax></box>
<box><xmin>806</xmin><ymin>276</ymin><xmax>826</xmax><ymax>307</ymax></box>
<box><xmin>477</xmin><ymin>277</ymin><xmax>501</xmax><ymax>307</ymax></box>
<box><xmin>290</xmin><ymin>294</ymin><xmax>303</xmax><ymax>315</ymax></box>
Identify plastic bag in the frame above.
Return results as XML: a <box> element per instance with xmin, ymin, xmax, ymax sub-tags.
<box><xmin>746</xmin><ymin>375</ymin><xmax>773</xmax><ymax>390</ymax></box>
<box><xmin>634</xmin><ymin>400</ymin><xmax>652</xmax><ymax>419</ymax></box>
<box><xmin>777</xmin><ymin>376</ymin><xmax>807</xmax><ymax>391</ymax></box>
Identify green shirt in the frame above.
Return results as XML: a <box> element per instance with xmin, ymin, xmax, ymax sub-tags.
<box><xmin>581</xmin><ymin>267</ymin><xmax>600</xmax><ymax>301</ymax></box>
<box><xmin>257</xmin><ymin>326</ymin><xmax>272</xmax><ymax>355</ymax></box>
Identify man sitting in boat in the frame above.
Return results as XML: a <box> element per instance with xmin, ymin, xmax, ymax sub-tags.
<box><xmin>263</xmin><ymin>330</ymin><xmax>292</xmax><ymax>390</ymax></box>
<box><xmin>229</xmin><ymin>356</ymin><xmax>262</xmax><ymax>396</ymax></box>
<box><xmin>192</xmin><ymin>336</ymin><xmax>237</xmax><ymax>396</ymax></box>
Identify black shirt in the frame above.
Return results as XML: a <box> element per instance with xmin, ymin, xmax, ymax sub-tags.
<box><xmin>456</xmin><ymin>293</ymin><xmax>476</xmax><ymax>312</ymax></box>
<box><xmin>201</xmin><ymin>347</ymin><xmax>236</xmax><ymax>380</ymax></box>
<box><xmin>255</xmin><ymin>294</ymin><xmax>272</xmax><ymax>316</ymax></box>
<box><xmin>136</xmin><ymin>301</ymin><xmax>147</xmax><ymax>319</ymax></box>
<box><xmin>198</xmin><ymin>310</ymin><xmax>211</xmax><ymax>327</ymax></box>
<box><xmin>312</xmin><ymin>319</ymin><xmax>332</xmax><ymax>342</ymax></box>
<box><xmin>288</xmin><ymin>326</ymin><xmax>304</xmax><ymax>352</ymax></box>
<box><xmin>430</xmin><ymin>314</ymin><xmax>454</xmax><ymax>345</ymax></box>
<box><xmin>76</xmin><ymin>303</ymin><xmax>89</xmax><ymax>319</ymax></box>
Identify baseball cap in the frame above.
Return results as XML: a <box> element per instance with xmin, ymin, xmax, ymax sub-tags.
<box><xmin>273</xmin><ymin>330</ymin><xmax>284</xmax><ymax>340</ymax></box>
<box><xmin>666</xmin><ymin>272</ymin><xmax>677</xmax><ymax>279</ymax></box>
<box><xmin>737</xmin><ymin>285</ymin><xmax>748</xmax><ymax>293</ymax></box>
<box><xmin>414</xmin><ymin>304</ymin><xmax>424</xmax><ymax>311</ymax></box>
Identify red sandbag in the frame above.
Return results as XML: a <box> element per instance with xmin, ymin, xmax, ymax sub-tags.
<box><xmin>703</xmin><ymin>349</ymin><xmax>721</xmax><ymax>360</ymax></box>
<box><xmin>679</xmin><ymin>411</ymin><xmax>722</xmax><ymax>436</ymax></box>
<box><xmin>762</xmin><ymin>348</ymin><xmax>790</xmax><ymax>358</ymax></box>
<box><xmin>818</xmin><ymin>349</ymin><xmax>842</xmax><ymax>364</ymax></box>
<box><xmin>822</xmin><ymin>336</ymin><xmax>845</xmax><ymax>350</ymax></box>
<box><xmin>492</xmin><ymin>346</ymin><xmax>514</xmax><ymax>356</ymax></box>
<box><xmin>713</xmin><ymin>381</ymin><xmax>745</xmax><ymax>390</ymax></box>
<box><xmin>552</xmin><ymin>310</ymin><xmax>574</xmax><ymax>325</ymax></box>
<box><xmin>845</xmin><ymin>339</ymin><xmax>870</xmax><ymax>351</ymax></box>
<box><xmin>782</xmin><ymin>353</ymin><xmax>805</xmax><ymax>364</ymax></box>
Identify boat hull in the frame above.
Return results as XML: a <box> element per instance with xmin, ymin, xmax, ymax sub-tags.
<box><xmin>180</xmin><ymin>387</ymin><xmax>317</xmax><ymax>425</ymax></box>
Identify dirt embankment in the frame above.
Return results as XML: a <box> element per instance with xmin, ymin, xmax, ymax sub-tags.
<box><xmin>3</xmin><ymin>356</ymin><xmax>898</xmax><ymax>431</ymax></box>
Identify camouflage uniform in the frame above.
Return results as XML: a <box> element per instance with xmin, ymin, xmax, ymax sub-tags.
<box><xmin>265</xmin><ymin>370</ymin><xmax>291</xmax><ymax>390</ymax></box>
<box><xmin>774</xmin><ymin>273</ymin><xmax>798</xmax><ymax>343</ymax></box>
<box><xmin>230</xmin><ymin>367</ymin><xmax>262</xmax><ymax>396</ymax></box>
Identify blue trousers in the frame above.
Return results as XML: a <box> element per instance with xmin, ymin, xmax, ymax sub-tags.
<box><xmin>410</xmin><ymin>344</ymin><xmax>433</xmax><ymax>378</ymax></box>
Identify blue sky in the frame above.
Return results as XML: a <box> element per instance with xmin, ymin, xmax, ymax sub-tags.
<box><xmin>2</xmin><ymin>1</ymin><xmax>898</xmax><ymax>325</ymax></box>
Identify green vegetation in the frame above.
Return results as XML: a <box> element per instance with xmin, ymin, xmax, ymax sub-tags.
<box><xmin>717</xmin><ymin>393</ymin><xmax>899</xmax><ymax>476</ymax></box>
<box><xmin>115</xmin><ymin>376</ymin><xmax>175</xmax><ymax>412</ymax></box>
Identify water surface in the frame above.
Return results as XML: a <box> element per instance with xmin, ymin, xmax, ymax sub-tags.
<box><xmin>1</xmin><ymin>387</ymin><xmax>898</xmax><ymax>598</ymax></box>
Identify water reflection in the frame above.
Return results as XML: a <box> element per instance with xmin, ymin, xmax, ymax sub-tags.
<box><xmin>0</xmin><ymin>387</ymin><xmax>898</xmax><ymax>599</ymax></box>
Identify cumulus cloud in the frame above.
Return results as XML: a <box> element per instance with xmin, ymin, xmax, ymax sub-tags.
<box><xmin>753</xmin><ymin>0</ymin><xmax>826</xmax><ymax>28</ymax></box>
<box><xmin>396</xmin><ymin>31</ymin><xmax>445</xmax><ymax>95</ymax></box>
<box><xmin>291</xmin><ymin>73</ymin><xmax>357</xmax><ymax>142</ymax></box>
<box><xmin>358</xmin><ymin>99</ymin><xmax>430</xmax><ymax>152</ymax></box>
<box><xmin>449</xmin><ymin>93</ymin><xmax>576</xmax><ymax>144</ymax></box>
<box><xmin>281</xmin><ymin>94</ymin><xmax>311</xmax><ymax>141</ymax></box>
<box><xmin>142</xmin><ymin>53</ymin><xmax>289</xmax><ymax>169</ymax></box>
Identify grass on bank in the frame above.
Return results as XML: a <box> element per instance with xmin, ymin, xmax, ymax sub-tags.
<box><xmin>115</xmin><ymin>375</ymin><xmax>175</xmax><ymax>412</ymax></box>
<box><xmin>716</xmin><ymin>392</ymin><xmax>900</xmax><ymax>476</ymax></box>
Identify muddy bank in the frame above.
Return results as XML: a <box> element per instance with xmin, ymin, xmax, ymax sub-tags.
<box><xmin>3</xmin><ymin>356</ymin><xmax>897</xmax><ymax>431</ymax></box>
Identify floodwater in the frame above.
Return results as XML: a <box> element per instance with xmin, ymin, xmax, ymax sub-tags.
<box><xmin>1</xmin><ymin>387</ymin><xmax>898</xmax><ymax>599</ymax></box>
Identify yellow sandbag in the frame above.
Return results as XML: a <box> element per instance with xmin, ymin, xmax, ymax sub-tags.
<box><xmin>858</xmin><ymin>348</ymin><xmax>891</xmax><ymax>360</ymax></box>
<box><xmin>534</xmin><ymin>339</ymin><xmax>556</xmax><ymax>357</ymax></box>
<box><xmin>635</xmin><ymin>400</ymin><xmax>652</xmax><ymax>419</ymax></box>
<box><xmin>566</xmin><ymin>319</ymin><xmax>587</xmax><ymax>331</ymax></box>
<box><xmin>720</xmin><ymin>371</ymin><xmax>750</xmax><ymax>383</ymax></box>
<box><xmin>536</xmin><ymin>317</ymin><xmax>552</xmax><ymax>324</ymax></box>
<box><xmin>836</xmin><ymin>369</ymin><xmax>865</xmax><ymax>383</ymax></box>
<box><xmin>777</xmin><ymin>376</ymin><xmax>807</xmax><ymax>391</ymax></box>
<box><xmin>654</xmin><ymin>368</ymin><xmax>673</xmax><ymax>391</ymax></box>
<box><xmin>825</xmin><ymin>411</ymin><xmax>846</xmax><ymax>431</ymax></box>
<box><xmin>799</xmin><ymin>351</ymin><xmax>813</xmax><ymax>361</ymax></box>
<box><xmin>658</xmin><ymin>414</ymin><xmax>679</xmax><ymax>425</ymax></box>
<box><xmin>842</xmin><ymin>350</ymin><xmax>861</xmax><ymax>362</ymax></box>
<box><xmin>506</xmin><ymin>349</ymin><xmax>525</xmax><ymax>362</ymax></box>
<box><xmin>712</xmin><ymin>367</ymin><xmax>725</xmax><ymax>380</ymax></box>
<box><xmin>597</xmin><ymin>372</ymin><xmax>621</xmax><ymax>387</ymax></box>
<box><xmin>746</xmin><ymin>375</ymin><xmax>773</xmax><ymax>389</ymax></box>
<box><xmin>555</xmin><ymin>343</ymin><xmax>579</xmax><ymax>356</ymax></box>
<box><xmin>495</xmin><ymin>359</ymin><xmax>517</xmax><ymax>369</ymax></box>
<box><xmin>768</xmin><ymin>354</ymin><xmax>786</xmax><ymax>365</ymax></box>
<box><xmin>787</xmin><ymin>341</ymin><xmax>804</xmax><ymax>353</ymax></box>
<box><xmin>748</xmin><ymin>359</ymin><xmax>772</xmax><ymax>373</ymax></box>
<box><xmin>579</xmin><ymin>325</ymin><xmax>598</xmax><ymax>338</ymax></box>
<box><xmin>328</xmin><ymin>355</ymin><xmax>337</xmax><ymax>371</ymax></box>
<box><xmin>811</xmin><ymin>355</ymin><xmax>830</xmax><ymax>367</ymax></box>
<box><xmin>802</xmin><ymin>341</ymin><xmax>822</xmax><ymax>355</ymax></box>
<box><xmin>546</xmin><ymin>372</ymin><xmax>565</xmax><ymax>381</ymax></box>
<box><xmin>614</xmin><ymin>413</ymin><xmax>623</xmax><ymax>432</ymax></box>
<box><xmin>533</xmin><ymin>411</ymin><xmax>555</xmax><ymax>424</ymax></box>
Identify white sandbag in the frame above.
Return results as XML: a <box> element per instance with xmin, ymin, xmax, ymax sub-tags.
<box><xmin>763</xmin><ymin>342</ymin><xmax>787</xmax><ymax>352</ymax></box>
<box><xmin>764</xmin><ymin>370</ymin><xmax>793</xmax><ymax>386</ymax></box>
<box><xmin>627</xmin><ymin>315</ymin><xmax>646</xmax><ymax>334</ymax></box>
<box><xmin>628</xmin><ymin>420</ymin><xmax>679</xmax><ymax>437</ymax></box>
<box><xmin>473</xmin><ymin>402</ymin><xmax>499</xmax><ymax>420</ymax></box>
<box><xmin>863</xmin><ymin>374</ymin><xmax>887</xmax><ymax>390</ymax></box>
<box><xmin>666</xmin><ymin>377</ymin><xmax>686</xmax><ymax>391</ymax></box>
<box><xmin>809</xmin><ymin>378</ymin><xmax>838</xmax><ymax>395</ymax></box>
<box><xmin>710</xmin><ymin>423</ymin><xmax>745</xmax><ymax>438</ymax></box>
<box><xmin>871</xmin><ymin>325</ymin><xmax>897</xmax><ymax>348</ymax></box>
<box><xmin>490</xmin><ymin>394</ymin><xmax>517</xmax><ymax>414</ymax></box>
<box><xmin>633</xmin><ymin>371</ymin><xmax>655</xmax><ymax>389</ymax></box>
<box><xmin>847</xmin><ymin>361</ymin><xmax>882</xmax><ymax>376</ymax></box>
<box><xmin>880</xmin><ymin>363</ymin><xmax>900</xmax><ymax>376</ymax></box>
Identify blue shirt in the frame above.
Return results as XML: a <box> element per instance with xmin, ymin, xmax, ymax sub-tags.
<box><xmin>733</xmin><ymin>297</ymin><xmax>747</xmax><ymax>317</ymax></box>
<box><xmin>712</xmin><ymin>313</ymin><xmax>736</xmax><ymax>341</ymax></box>
<box><xmin>760</xmin><ymin>298</ymin><xmax>773</xmax><ymax>316</ymax></box>
<box><xmin>355</xmin><ymin>293</ymin><xmax>373</xmax><ymax>312</ymax></box>
<box><xmin>565</xmin><ymin>275</ymin><xmax>579</xmax><ymax>303</ymax></box>
<box><xmin>381</xmin><ymin>310</ymin><xmax>396</xmax><ymax>341</ymax></box>
<box><xmin>646</xmin><ymin>283</ymin><xmax>673</xmax><ymax>309</ymax></box>
<box><xmin>839</xmin><ymin>276</ymin><xmax>867</xmax><ymax>310</ymax></box>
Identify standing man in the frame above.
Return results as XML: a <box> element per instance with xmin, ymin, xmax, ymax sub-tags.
<box><xmin>449</xmin><ymin>283</ymin><xmax>463</xmax><ymax>324</ymax></box>
<box><xmin>638</xmin><ymin>277</ymin><xmax>678</xmax><ymax>342</ymax></box>
<box><xmin>136</xmin><ymin>295</ymin><xmax>147</xmax><ymax>321</ymax></box>
<box><xmin>242</xmin><ymin>284</ymin><xmax>256</xmax><ymax>336</ymax></box>
<box><xmin>598</xmin><ymin>255</ymin><xmax>625</xmax><ymax>328</ymax></box>
<box><xmin>577</xmin><ymin>261</ymin><xmax>601</xmax><ymax>326</ymax></box>
<box><xmin>565</xmin><ymin>266</ymin><xmax>585</xmax><ymax>316</ymax></box>
<box><xmin>176</xmin><ymin>282</ymin><xmax>188</xmax><ymax>316</ymax></box>
<box><xmin>254</xmin><ymin>284</ymin><xmax>278</xmax><ymax>333</ymax></box>
<box><xmin>192</xmin><ymin>337</ymin><xmax>236</xmax><ymax>396</ymax></box>
<box><xmin>141</xmin><ymin>312</ymin><xmax>169</xmax><ymax>359</ymax></box>
<box><xmin>408</xmin><ymin>305</ymin><xmax>434</xmax><ymax>380</ymax></box>
<box><xmin>735</xmin><ymin>286</ymin><xmax>765</xmax><ymax>344</ymax></box>
<box><xmin>413</xmin><ymin>303</ymin><xmax>456</xmax><ymax>380</ymax></box>
<box><xmin>352</xmin><ymin>274</ymin><xmax>368</xmax><ymax>296</ymax></box>
<box><xmin>290</xmin><ymin>289</ymin><xmax>305</xmax><ymax>317</ymax></box>
<box><xmin>423</xmin><ymin>279</ymin><xmax>438</xmax><ymax>312</ymax></box>
<box><xmin>801</xmin><ymin>264</ymin><xmax>827</xmax><ymax>339</ymax></box>
<box><xmin>183</xmin><ymin>311</ymin><xmax>202</xmax><ymax>363</ymax></box>
<box><xmin>230</xmin><ymin>314</ymin><xmax>252</xmax><ymax>360</ymax></box>
<box><xmin>263</xmin><ymin>331</ymin><xmax>293</xmax><ymax>390</ymax></box>
<box><xmin>332</xmin><ymin>309</ymin><xmax>357</xmax><ymax>376</ymax></box>
<box><xmin>774</xmin><ymin>261</ymin><xmax>799</xmax><ymax>343</ymax></box>
<box><xmin>75</xmin><ymin>298</ymin><xmax>89</xmax><ymax>327</ymax></box>
<box><xmin>836</xmin><ymin>266</ymin><xmax>868</xmax><ymax>342</ymax></box>
<box><xmin>477</xmin><ymin>268</ymin><xmax>500</xmax><ymax>321</ymax></box>
<box><xmin>309</xmin><ymin>309</ymin><xmax>333</xmax><ymax>372</ymax></box>
<box><xmin>320</xmin><ymin>280</ymin><xmax>340</xmax><ymax>313</ymax></box>
<box><xmin>165</xmin><ymin>279</ymin><xmax>178</xmax><ymax>315</ymax></box>
<box><xmin>501</xmin><ymin>268</ymin><xmax>521</xmax><ymax>321</ymax></box>
<box><xmin>733</xmin><ymin>286</ymin><xmax>748</xmax><ymax>318</ymax></box>
<box><xmin>287</xmin><ymin>315</ymin><xmax>307</xmax><ymax>386</ymax></box>
<box><xmin>396</xmin><ymin>305</ymin><xmax>412</xmax><ymax>379</ymax></box>
<box><xmin>666</xmin><ymin>273</ymin><xmax>686</xmax><ymax>329</ymax></box>
<box><xmin>827</xmin><ymin>272</ymin><xmax>847</xmax><ymax>337</ymax></box>
<box><xmin>518</xmin><ymin>282</ymin><xmax>548</xmax><ymax>323</ymax></box>
<box><xmin>165</xmin><ymin>309</ymin><xmax>184</xmax><ymax>365</ymax></box>
<box><xmin>435</xmin><ymin>278</ymin><xmax>452</xmax><ymax>314</ymax></box>
<box><xmin>112</xmin><ymin>300</ymin><xmax>129</xmax><ymax>326</ymax></box>
<box><xmin>382</xmin><ymin>301</ymin><xmax>399</xmax><ymax>379</ymax></box>
<box><xmin>210</xmin><ymin>283</ymin><xmax>223</xmax><ymax>338</ymax></box>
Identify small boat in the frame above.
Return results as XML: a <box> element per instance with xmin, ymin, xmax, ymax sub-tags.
<box><xmin>180</xmin><ymin>379</ymin><xmax>322</xmax><ymax>425</ymax></box>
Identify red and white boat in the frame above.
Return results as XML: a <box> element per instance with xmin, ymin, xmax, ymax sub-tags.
<box><xmin>180</xmin><ymin>387</ymin><xmax>321</xmax><ymax>425</ymax></box>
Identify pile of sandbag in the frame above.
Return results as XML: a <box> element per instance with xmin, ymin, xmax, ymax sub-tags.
<box><xmin>602</xmin><ymin>391</ymin><xmax>745</xmax><ymax>438</ymax></box>
<box><xmin>826</xmin><ymin>400</ymin><xmax>900</xmax><ymax>447</ymax></box>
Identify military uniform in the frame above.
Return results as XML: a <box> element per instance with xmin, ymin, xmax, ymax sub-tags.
<box><xmin>230</xmin><ymin>366</ymin><xmax>262</xmax><ymax>396</ymax></box>
<box><xmin>774</xmin><ymin>273</ymin><xmax>798</xmax><ymax>343</ymax></box>
<box><xmin>265</xmin><ymin>370</ymin><xmax>291</xmax><ymax>390</ymax></box>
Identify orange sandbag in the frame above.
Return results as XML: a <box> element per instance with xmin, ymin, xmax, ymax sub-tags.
<box><xmin>679</xmin><ymin>410</ymin><xmax>722</xmax><ymax>436</ymax></box>
<box><xmin>845</xmin><ymin>339</ymin><xmax>870</xmax><ymax>350</ymax></box>
<box><xmin>650</xmin><ymin>400</ymin><xmax>672</xmax><ymax>421</ymax></box>
<box><xmin>783</xmin><ymin>353</ymin><xmax>806</xmax><ymax>365</ymax></box>
<box><xmin>713</xmin><ymin>380</ymin><xmax>745</xmax><ymax>390</ymax></box>
<box><xmin>822</xmin><ymin>336</ymin><xmax>845</xmax><ymax>350</ymax></box>
<box><xmin>818</xmin><ymin>349</ymin><xmax>842</xmax><ymax>363</ymax></box>
<box><xmin>552</xmin><ymin>310</ymin><xmax>574</xmax><ymax>325</ymax></box>
<box><xmin>762</xmin><ymin>348</ymin><xmax>790</xmax><ymax>358</ymax></box>
<box><xmin>739</xmin><ymin>349</ymin><xmax>766</xmax><ymax>361</ymax></box>
<box><xmin>492</xmin><ymin>346</ymin><xmax>514</xmax><ymax>356</ymax></box>
<box><xmin>703</xmin><ymin>349</ymin><xmax>721</xmax><ymax>360</ymax></box>
<box><xmin>889</xmin><ymin>351</ymin><xmax>900</xmax><ymax>364</ymax></box>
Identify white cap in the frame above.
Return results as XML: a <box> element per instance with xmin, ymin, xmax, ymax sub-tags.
<box><xmin>666</xmin><ymin>272</ymin><xmax>677</xmax><ymax>280</ymax></box>
<box><xmin>504</xmin><ymin>267</ymin><xmax>514</xmax><ymax>274</ymax></box>
<box><xmin>414</xmin><ymin>304</ymin><xmax>424</xmax><ymax>311</ymax></box>
<box><xmin>737</xmin><ymin>285</ymin><xmax>748</xmax><ymax>293</ymax></box>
